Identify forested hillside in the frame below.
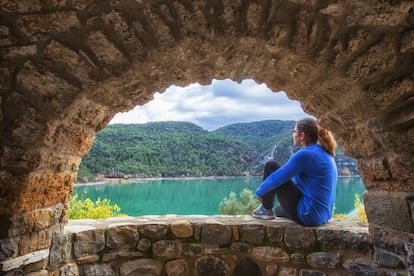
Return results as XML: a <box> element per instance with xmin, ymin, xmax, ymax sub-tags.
<box><xmin>214</xmin><ymin>120</ymin><xmax>295</xmax><ymax>170</ymax></box>
<box><xmin>77</xmin><ymin>120</ymin><xmax>358</xmax><ymax>182</ymax></box>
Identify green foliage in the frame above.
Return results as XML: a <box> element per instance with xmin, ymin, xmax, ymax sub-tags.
<box><xmin>333</xmin><ymin>204</ymin><xmax>347</xmax><ymax>220</ymax></box>
<box><xmin>77</xmin><ymin>121</ymin><xmax>294</xmax><ymax>181</ymax></box>
<box><xmin>68</xmin><ymin>193</ymin><xmax>126</xmax><ymax>219</ymax></box>
<box><xmin>333</xmin><ymin>193</ymin><xmax>367</xmax><ymax>222</ymax></box>
<box><xmin>77</xmin><ymin>120</ymin><xmax>357</xmax><ymax>182</ymax></box>
<box><xmin>214</xmin><ymin>120</ymin><xmax>295</xmax><ymax>165</ymax></box>
<box><xmin>219</xmin><ymin>188</ymin><xmax>259</xmax><ymax>215</ymax></box>
<box><xmin>354</xmin><ymin>193</ymin><xmax>367</xmax><ymax>222</ymax></box>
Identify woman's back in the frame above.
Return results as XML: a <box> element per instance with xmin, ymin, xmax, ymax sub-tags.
<box><xmin>294</xmin><ymin>144</ymin><xmax>338</xmax><ymax>226</ymax></box>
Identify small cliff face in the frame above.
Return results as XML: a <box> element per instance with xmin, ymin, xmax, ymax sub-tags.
<box><xmin>0</xmin><ymin>0</ymin><xmax>413</xmax><ymax>274</ymax></box>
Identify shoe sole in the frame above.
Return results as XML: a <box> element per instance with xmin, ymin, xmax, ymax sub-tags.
<box><xmin>252</xmin><ymin>214</ymin><xmax>275</xmax><ymax>220</ymax></box>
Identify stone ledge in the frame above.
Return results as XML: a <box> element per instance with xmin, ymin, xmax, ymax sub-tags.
<box><xmin>56</xmin><ymin>215</ymin><xmax>373</xmax><ymax>275</ymax></box>
<box><xmin>65</xmin><ymin>215</ymin><xmax>368</xmax><ymax>233</ymax></box>
<box><xmin>64</xmin><ymin>215</ymin><xmax>370</xmax><ymax>251</ymax></box>
<box><xmin>65</xmin><ymin>214</ymin><xmax>369</xmax><ymax>230</ymax></box>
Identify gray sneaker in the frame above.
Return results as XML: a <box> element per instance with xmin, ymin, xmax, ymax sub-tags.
<box><xmin>252</xmin><ymin>204</ymin><xmax>275</xmax><ymax>220</ymax></box>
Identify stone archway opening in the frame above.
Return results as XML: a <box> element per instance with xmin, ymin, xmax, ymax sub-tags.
<box><xmin>1</xmin><ymin>0</ymin><xmax>413</xmax><ymax>274</ymax></box>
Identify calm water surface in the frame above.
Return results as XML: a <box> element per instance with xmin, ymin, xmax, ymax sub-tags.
<box><xmin>73</xmin><ymin>177</ymin><xmax>366</xmax><ymax>216</ymax></box>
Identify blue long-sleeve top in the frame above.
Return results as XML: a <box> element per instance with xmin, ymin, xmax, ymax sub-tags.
<box><xmin>255</xmin><ymin>144</ymin><xmax>338</xmax><ymax>226</ymax></box>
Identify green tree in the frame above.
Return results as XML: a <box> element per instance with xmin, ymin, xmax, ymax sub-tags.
<box><xmin>219</xmin><ymin>188</ymin><xmax>259</xmax><ymax>215</ymax></box>
<box><xmin>68</xmin><ymin>194</ymin><xmax>126</xmax><ymax>219</ymax></box>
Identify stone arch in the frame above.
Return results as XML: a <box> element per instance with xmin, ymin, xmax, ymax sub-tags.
<box><xmin>0</xmin><ymin>0</ymin><xmax>413</xmax><ymax>274</ymax></box>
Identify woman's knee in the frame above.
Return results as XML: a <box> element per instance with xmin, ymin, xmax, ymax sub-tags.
<box><xmin>263</xmin><ymin>160</ymin><xmax>281</xmax><ymax>180</ymax></box>
<box><xmin>264</xmin><ymin>160</ymin><xmax>281</xmax><ymax>172</ymax></box>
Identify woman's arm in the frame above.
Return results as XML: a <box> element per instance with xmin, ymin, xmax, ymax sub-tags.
<box><xmin>255</xmin><ymin>150</ymin><xmax>311</xmax><ymax>197</ymax></box>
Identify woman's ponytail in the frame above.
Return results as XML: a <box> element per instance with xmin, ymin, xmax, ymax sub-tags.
<box><xmin>318</xmin><ymin>127</ymin><xmax>337</xmax><ymax>156</ymax></box>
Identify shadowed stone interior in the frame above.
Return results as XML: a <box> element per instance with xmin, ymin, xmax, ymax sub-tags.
<box><xmin>0</xmin><ymin>0</ymin><xmax>413</xmax><ymax>274</ymax></box>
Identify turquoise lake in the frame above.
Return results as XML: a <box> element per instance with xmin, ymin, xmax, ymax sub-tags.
<box><xmin>73</xmin><ymin>177</ymin><xmax>366</xmax><ymax>216</ymax></box>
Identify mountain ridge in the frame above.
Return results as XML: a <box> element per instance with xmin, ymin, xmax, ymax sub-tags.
<box><xmin>77</xmin><ymin>120</ymin><xmax>358</xmax><ymax>182</ymax></box>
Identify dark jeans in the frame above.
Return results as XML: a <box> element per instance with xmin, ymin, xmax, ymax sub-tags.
<box><xmin>261</xmin><ymin>160</ymin><xmax>302</xmax><ymax>224</ymax></box>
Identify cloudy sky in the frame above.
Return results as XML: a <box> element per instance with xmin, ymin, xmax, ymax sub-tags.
<box><xmin>109</xmin><ymin>79</ymin><xmax>309</xmax><ymax>130</ymax></box>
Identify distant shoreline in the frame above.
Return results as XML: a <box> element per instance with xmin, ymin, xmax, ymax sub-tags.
<box><xmin>74</xmin><ymin>175</ymin><xmax>254</xmax><ymax>186</ymax></box>
<box><xmin>74</xmin><ymin>174</ymin><xmax>360</xmax><ymax>186</ymax></box>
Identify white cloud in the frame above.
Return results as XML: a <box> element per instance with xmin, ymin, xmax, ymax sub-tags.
<box><xmin>109</xmin><ymin>79</ymin><xmax>308</xmax><ymax>130</ymax></box>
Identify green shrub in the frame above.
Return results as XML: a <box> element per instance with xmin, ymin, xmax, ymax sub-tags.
<box><xmin>68</xmin><ymin>193</ymin><xmax>126</xmax><ymax>219</ymax></box>
<box><xmin>219</xmin><ymin>188</ymin><xmax>259</xmax><ymax>215</ymax></box>
<box><xmin>334</xmin><ymin>193</ymin><xmax>367</xmax><ymax>222</ymax></box>
<box><xmin>354</xmin><ymin>193</ymin><xmax>367</xmax><ymax>222</ymax></box>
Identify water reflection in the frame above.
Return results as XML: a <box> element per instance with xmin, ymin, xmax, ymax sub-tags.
<box><xmin>73</xmin><ymin>177</ymin><xmax>366</xmax><ymax>216</ymax></box>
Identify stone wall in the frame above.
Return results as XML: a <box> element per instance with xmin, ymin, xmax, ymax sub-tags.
<box><xmin>1</xmin><ymin>1</ymin><xmax>414</xmax><ymax>275</ymax></box>
<box><xmin>1</xmin><ymin>215</ymin><xmax>412</xmax><ymax>275</ymax></box>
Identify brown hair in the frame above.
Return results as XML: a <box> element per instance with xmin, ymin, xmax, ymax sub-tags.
<box><xmin>296</xmin><ymin>117</ymin><xmax>337</xmax><ymax>156</ymax></box>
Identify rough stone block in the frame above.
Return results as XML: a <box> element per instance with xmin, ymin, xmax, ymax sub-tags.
<box><xmin>73</xmin><ymin>227</ymin><xmax>105</xmax><ymax>258</ymax></box>
<box><xmin>0</xmin><ymin>239</ymin><xmax>15</xmax><ymax>261</ymax></box>
<box><xmin>373</xmin><ymin>248</ymin><xmax>405</xmax><ymax>269</ymax></box>
<box><xmin>59</xmin><ymin>263</ymin><xmax>79</xmax><ymax>276</ymax></box>
<box><xmin>80</xmin><ymin>263</ymin><xmax>116</xmax><ymax>276</ymax></box>
<box><xmin>137</xmin><ymin>238</ymin><xmax>151</xmax><ymax>251</ymax></box>
<box><xmin>3</xmin><ymin>45</ymin><xmax>37</xmax><ymax>59</ymax></box>
<box><xmin>8</xmin><ymin>106</ymin><xmax>44</xmax><ymax>146</ymax></box>
<box><xmin>165</xmin><ymin>259</ymin><xmax>190</xmax><ymax>276</ymax></box>
<box><xmin>22</xmin><ymin>258</ymin><xmax>48</xmax><ymax>275</ymax></box>
<box><xmin>76</xmin><ymin>254</ymin><xmax>99</xmax><ymax>264</ymax></box>
<box><xmin>45</xmin><ymin>41</ymin><xmax>94</xmax><ymax>85</ymax></box>
<box><xmin>152</xmin><ymin>240</ymin><xmax>178</xmax><ymax>261</ymax></box>
<box><xmin>369</xmin><ymin>224</ymin><xmax>414</xmax><ymax>256</ymax></box>
<box><xmin>316</xmin><ymin>221</ymin><xmax>370</xmax><ymax>252</ymax></box>
<box><xmin>284</xmin><ymin>226</ymin><xmax>316</xmax><ymax>249</ymax></box>
<box><xmin>18</xmin><ymin>229</ymin><xmax>52</xmax><ymax>256</ymax></box>
<box><xmin>239</xmin><ymin>222</ymin><xmax>265</xmax><ymax>244</ymax></box>
<box><xmin>16</xmin><ymin>12</ymin><xmax>80</xmax><ymax>36</ymax></box>
<box><xmin>64</xmin><ymin>97</ymin><xmax>111</xmax><ymax>127</ymax></box>
<box><xmin>252</xmin><ymin>246</ymin><xmax>289</xmax><ymax>263</ymax></box>
<box><xmin>307</xmin><ymin>252</ymin><xmax>341</xmax><ymax>269</ymax></box>
<box><xmin>138</xmin><ymin>222</ymin><xmax>169</xmax><ymax>239</ymax></box>
<box><xmin>364</xmin><ymin>190</ymin><xmax>413</xmax><ymax>233</ymax></box>
<box><xmin>102</xmin><ymin>250</ymin><xmax>143</xmax><ymax>262</ymax></box>
<box><xmin>17</xmin><ymin>173</ymin><xmax>75</xmax><ymax>211</ymax></box>
<box><xmin>231</xmin><ymin>242</ymin><xmax>251</xmax><ymax>253</ymax></box>
<box><xmin>86</xmin><ymin>31</ymin><xmax>127</xmax><ymax>66</ymax></box>
<box><xmin>49</xmin><ymin>231</ymin><xmax>72</xmax><ymax>267</ymax></box>
<box><xmin>0</xmin><ymin>1</ymin><xmax>41</xmax><ymax>13</ymax></box>
<box><xmin>181</xmin><ymin>243</ymin><xmax>203</xmax><ymax>257</ymax></box>
<box><xmin>119</xmin><ymin>258</ymin><xmax>163</xmax><ymax>276</ymax></box>
<box><xmin>201</xmin><ymin>219</ymin><xmax>232</xmax><ymax>245</ymax></box>
<box><xmin>171</xmin><ymin>219</ymin><xmax>193</xmax><ymax>238</ymax></box>
<box><xmin>405</xmin><ymin>242</ymin><xmax>414</xmax><ymax>264</ymax></box>
<box><xmin>267</xmin><ymin>224</ymin><xmax>284</xmax><ymax>244</ymax></box>
<box><xmin>44</xmin><ymin>121</ymin><xmax>95</xmax><ymax>155</ymax></box>
<box><xmin>195</xmin><ymin>255</ymin><xmax>229</xmax><ymax>276</ymax></box>
<box><xmin>21</xmin><ymin>205</ymin><xmax>64</xmax><ymax>232</ymax></box>
<box><xmin>291</xmin><ymin>253</ymin><xmax>306</xmax><ymax>265</ymax></box>
<box><xmin>106</xmin><ymin>223</ymin><xmax>139</xmax><ymax>249</ymax></box>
